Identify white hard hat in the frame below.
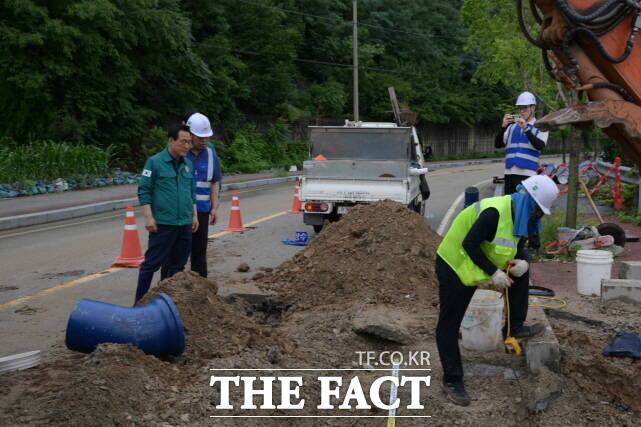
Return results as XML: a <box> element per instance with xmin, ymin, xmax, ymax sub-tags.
<box><xmin>521</xmin><ymin>175</ymin><xmax>559</xmax><ymax>215</ymax></box>
<box><xmin>186</xmin><ymin>112</ymin><xmax>213</xmax><ymax>138</ymax></box>
<box><xmin>515</xmin><ymin>91</ymin><xmax>536</xmax><ymax>106</ymax></box>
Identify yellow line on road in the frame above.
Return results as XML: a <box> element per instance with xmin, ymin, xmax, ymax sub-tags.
<box><xmin>0</xmin><ymin>210</ymin><xmax>291</xmax><ymax>311</ymax></box>
<box><xmin>208</xmin><ymin>210</ymin><xmax>289</xmax><ymax>239</ymax></box>
<box><xmin>0</xmin><ymin>268</ymin><xmax>124</xmax><ymax>311</ymax></box>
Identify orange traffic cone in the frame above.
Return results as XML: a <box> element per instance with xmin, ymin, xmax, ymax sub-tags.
<box><xmin>224</xmin><ymin>192</ymin><xmax>249</xmax><ymax>232</ymax></box>
<box><xmin>288</xmin><ymin>178</ymin><xmax>302</xmax><ymax>214</ymax></box>
<box><xmin>112</xmin><ymin>205</ymin><xmax>145</xmax><ymax>267</ymax></box>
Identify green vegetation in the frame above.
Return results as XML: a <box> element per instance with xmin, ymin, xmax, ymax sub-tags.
<box><xmin>0</xmin><ymin>0</ymin><xmax>513</xmax><ymax>176</ymax></box>
<box><xmin>0</xmin><ymin>141</ymin><xmax>113</xmax><ymax>183</ymax></box>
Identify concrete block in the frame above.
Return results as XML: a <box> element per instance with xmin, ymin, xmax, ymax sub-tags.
<box><xmin>601</xmin><ymin>279</ymin><xmax>641</xmax><ymax>304</ymax></box>
<box><xmin>524</xmin><ymin>306</ymin><xmax>561</xmax><ymax>374</ymax></box>
<box><xmin>618</xmin><ymin>261</ymin><xmax>641</xmax><ymax>280</ymax></box>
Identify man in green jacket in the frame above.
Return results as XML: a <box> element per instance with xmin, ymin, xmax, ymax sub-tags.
<box><xmin>134</xmin><ymin>124</ymin><xmax>199</xmax><ymax>304</ymax></box>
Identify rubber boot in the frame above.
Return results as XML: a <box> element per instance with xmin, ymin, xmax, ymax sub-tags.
<box><xmin>134</xmin><ymin>271</ymin><xmax>155</xmax><ymax>306</ymax></box>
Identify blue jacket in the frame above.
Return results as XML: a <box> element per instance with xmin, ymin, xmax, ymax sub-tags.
<box><xmin>504</xmin><ymin>123</ymin><xmax>543</xmax><ymax>172</ymax></box>
<box><xmin>186</xmin><ymin>146</ymin><xmax>221</xmax><ymax>213</ymax></box>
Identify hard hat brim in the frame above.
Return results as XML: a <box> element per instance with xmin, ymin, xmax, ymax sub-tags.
<box><xmin>191</xmin><ymin>129</ymin><xmax>213</xmax><ymax>138</ymax></box>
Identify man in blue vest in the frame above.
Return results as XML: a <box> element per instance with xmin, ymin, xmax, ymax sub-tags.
<box><xmin>495</xmin><ymin>91</ymin><xmax>549</xmax><ymax>194</ymax></box>
<box><xmin>495</xmin><ymin>91</ymin><xmax>549</xmax><ymax>254</ymax></box>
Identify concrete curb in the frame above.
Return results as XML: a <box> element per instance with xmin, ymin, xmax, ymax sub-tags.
<box><xmin>0</xmin><ymin>176</ymin><xmax>299</xmax><ymax>231</ymax></box>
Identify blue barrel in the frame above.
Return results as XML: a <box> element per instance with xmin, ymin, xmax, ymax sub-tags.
<box><xmin>65</xmin><ymin>293</ymin><xmax>185</xmax><ymax>356</ymax></box>
<box><xmin>464</xmin><ymin>187</ymin><xmax>479</xmax><ymax>208</ymax></box>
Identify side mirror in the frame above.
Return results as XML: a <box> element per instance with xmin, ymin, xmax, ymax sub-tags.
<box><xmin>423</xmin><ymin>145</ymin><xmax>433</xmax><ymax>160</ymax></box>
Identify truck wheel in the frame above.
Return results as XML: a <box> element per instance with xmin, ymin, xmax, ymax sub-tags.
<box><xmin>410</xmin><ymin>198</ymin><xmax>425</xmax><ymax>217</ymax></box>
<box><xmin>313</xmin><ymin>224</ymin><xmax>323</xmax><ymax>233</ymax></box>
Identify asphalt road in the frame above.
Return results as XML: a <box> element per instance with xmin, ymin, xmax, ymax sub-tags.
<box><xmin>0</xmin><ymin>161</ymin><xmax>511</xmax><ymax>356</ymax></box>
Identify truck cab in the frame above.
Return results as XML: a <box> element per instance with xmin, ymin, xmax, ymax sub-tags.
<box><xmin>300</xmin><ymin>121</ymin><xmax>430</xmax><ymax>232</ymax></box>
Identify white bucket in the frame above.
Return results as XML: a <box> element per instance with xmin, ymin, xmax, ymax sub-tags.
<box><xmin>461</xmin><ymin>290</ymin><xmax>504</xmax><ymax>352</ymax></box>
<box><xmin>576</xmin><ymin>249</ymin><xmax>613</xmax><ymax>296</ymax></box>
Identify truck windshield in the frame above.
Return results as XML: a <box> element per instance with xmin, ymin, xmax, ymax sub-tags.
<box><xmin>309</xmin><ymin>128</ymin><xmax>410</xmax><ymax>161</ymax></box>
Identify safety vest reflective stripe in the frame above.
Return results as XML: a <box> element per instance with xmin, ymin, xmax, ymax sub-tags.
<box><xmin>492</xmin><ymin>237</ymin><xmax>516</xmax><ymax>248</ymax></box>
<box><xmin>206</xmin><ymin>147</ymin><xmax>213</xmax><ymax>182</ymax></box>
<box><xmin>506</xmin><ymin>152</ymin><xmax>539</xmax><ymax>163</ymax></box>
<box><xmin>196</xmin><ymin>181</ymin><xmax>210</xmax><ymax>188</ymax></box>
<box><xmin>196</xmin><ymin>194</ymin><xmax>210</xmax><ymax>201</ymax></box>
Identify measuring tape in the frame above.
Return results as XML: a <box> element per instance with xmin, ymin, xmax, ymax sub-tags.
<box><xmin>386</xmin><ymin>361</ymin><xmax>401</xmax><ymax>427</ymax></box>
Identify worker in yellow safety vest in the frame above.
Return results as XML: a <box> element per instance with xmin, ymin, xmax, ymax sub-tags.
<box><xmin>435</xmin><ymin>175</ymin><xmax>559</xmax><ymax>406</ymax></box>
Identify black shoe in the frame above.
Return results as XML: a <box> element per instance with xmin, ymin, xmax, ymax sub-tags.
<box><xmin>512</xmin><ymin>323</ymin><xmax>545</xmax><ymax>339</ymax></box>
<box><xmin>442</xmin><ymin>381</ymin><xmax>470</xmax><ymax>406</ymax></box>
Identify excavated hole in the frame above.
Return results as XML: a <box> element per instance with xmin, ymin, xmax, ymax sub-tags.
<box><xmin>224</xmin><ymin>293</ymin><xmax>290</xmax><ymax>323</ymax></box>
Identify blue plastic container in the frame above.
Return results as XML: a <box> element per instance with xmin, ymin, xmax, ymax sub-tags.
<box><xmin>65</xmin><ymin>293</ymin><xmax>185</xmax><ymax>356</ymax></box>
<box><xmin>464</xmin><ymin>186</ymin><xmax>480</xmax><ymax>208</ymax></box>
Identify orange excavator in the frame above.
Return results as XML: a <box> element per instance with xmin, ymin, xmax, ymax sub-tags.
<box><xmin>522</xmin><ymin>0</ymin><xmax>641</xmax><ymax>167</ymax></box>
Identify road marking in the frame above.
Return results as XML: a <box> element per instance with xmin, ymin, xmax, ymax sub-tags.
<box><xmin>0</xmin><ymin>210</ymin><xmax>290</xmax><ymax>311</ymax></box>
<box><xmin>208</xmin><ymin>211</ymin><xmax>288</xmax><ymax>239</ymax></box>
<box><xmin>0</xmin><ymin>268</ymin><xmax>123</xmax><ymax>311</ymax></box>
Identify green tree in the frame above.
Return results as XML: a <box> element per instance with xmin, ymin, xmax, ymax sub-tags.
<box><xmin>460</xmin><ymin>0</ymin><xmax>565</xmax><ymax>113</ymax></box>
<box><xmin>0</xmin><ymin>0</ymin><xmax>212</xmax><ymax>145</ymax></box>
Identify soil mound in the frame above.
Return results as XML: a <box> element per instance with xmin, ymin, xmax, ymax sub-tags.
<box><xmin>259</xmin><ymin>200</ymin><xmax>440</xmax><ymax>310</ymax></box>
<box><xmin>140</xmin><ymin>271</ymin><xmax>291</xmax><ymax>361</ymax></box>
<box><xmin>1</xmin><ymin>344</ymin><xmax>190</xmax><ymax>426</ymax></box>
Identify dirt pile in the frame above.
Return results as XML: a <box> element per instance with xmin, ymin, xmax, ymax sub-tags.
<box><xmin>140</xmin><ymin>271</ymin><xmax>292</xmax><ymax>361</ymax></box>
<box><xmin>0</xmin><ymin>344</ymin><xmax>193</xmax><ymax>426</ymax></box>
<box><xmin>259</xmin><ymin>200</ymin><xmax>441</xmax><ymax>310</ymax></box>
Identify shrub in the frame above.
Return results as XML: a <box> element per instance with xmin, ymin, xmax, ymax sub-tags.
<box><xmin>0</xmin><ymin>141</ymin><xmax>113</xmax><ymax>183</ymax></box>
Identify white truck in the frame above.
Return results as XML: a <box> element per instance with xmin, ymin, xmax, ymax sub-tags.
<box><xmin>300</xmin><ymin>121</ymin><xmax>430</xmax><ymax>232</ymax></box>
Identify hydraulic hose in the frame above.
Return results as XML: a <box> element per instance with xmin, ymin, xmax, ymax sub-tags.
<box><xmin>557</xmin><ymin>0</ymin><xmax>636</xmax><ymax>23</ymax></box>
<box><xmin>517</xmin><ymin>0</ymin><xmax>544</xmax><ymax>48</ymax></box>
<box><xmin>563</xmin><ymin>19</ymin><xmax>639</xmax><ymax>64</ymax></box>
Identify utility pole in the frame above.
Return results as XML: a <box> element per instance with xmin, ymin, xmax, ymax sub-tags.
<box><xmin>352</xmin><ymin>0</ymin><xmax>359</xmax><ymax>121</ymax></box>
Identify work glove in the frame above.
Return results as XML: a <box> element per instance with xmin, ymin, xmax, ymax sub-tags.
<box><xmin>509</xmin><ymin>259</ymin><xmax>529</xmax><ymax>278</ymax></box>
<box><xmin>490</xmin><ymin>269</ymin><xmax>512</xmax><ymax>290</ymax></box>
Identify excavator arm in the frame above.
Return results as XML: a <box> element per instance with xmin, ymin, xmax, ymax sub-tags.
<box><xmin>524</xmin><ymin>0</ymin><xmax>641</xmax><ymax>167</ymax></box>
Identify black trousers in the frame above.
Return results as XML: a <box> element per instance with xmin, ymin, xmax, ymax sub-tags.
<box><xmin>135</xmin><ymin>224</ymin><xmax>192</xmax><ymax>304</ymax></box>
<box><xmin>161</xmin><ymin>211</ymin><xmax>210</xmax><ymax>279</ymax></box>
<box><xmin>435</xmin><ymin>255</ymin><xmax>529</xmax><ymax>383</ymax></box>
<box><xmin>504</xmin><ymin>173</ymin><xmax>540</xmax><ymax>250</ymax></box>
